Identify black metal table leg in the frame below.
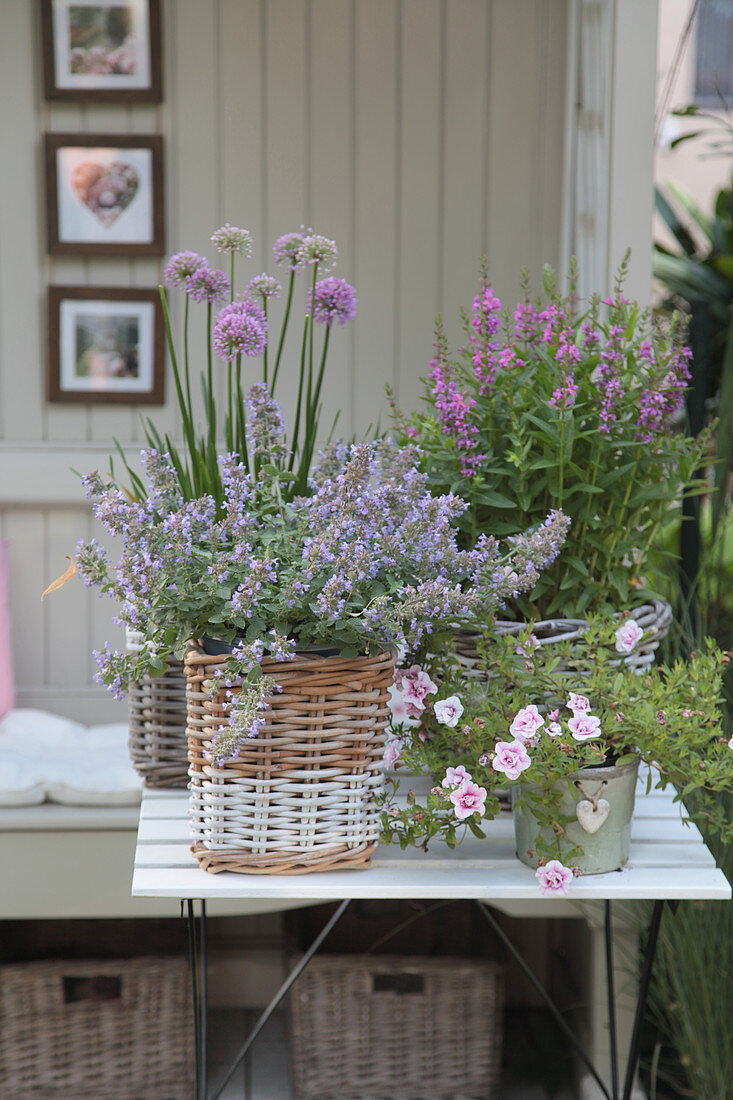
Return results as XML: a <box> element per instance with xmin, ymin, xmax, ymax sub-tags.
<box><xmin>604</xmin><ymin>900</ymin><xmax>620</xmax><ymax>1100</ymax></box>
<box><xmin>185</xmin><ymin>900</ymin><xmax>203</xmax><ymax>1100</ymax></box>
<box><xmin>621</xmin><ymin>899</ymin><xmax>666</xmax><ymax>1100</ymax></box>
<box><xmin>476</xmin><ymin>901</ymin><xmax>612</xmax><ymax>1100</ymax></box>
<box><xmin>200</xmin><ymin>899</ymin><xmax>208</xmax><ymax>1100</ymax></box>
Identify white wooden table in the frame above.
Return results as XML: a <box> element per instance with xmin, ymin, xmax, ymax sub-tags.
<box><xmin>131</xmin><ymin>776</ymin><xmax>731</xmax><ymax>1100</ymax></box>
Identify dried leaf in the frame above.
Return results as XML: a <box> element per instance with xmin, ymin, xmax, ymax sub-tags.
<box><xmin>41</xmin><ymin>556</ymin><xmax>77</xmax><ymax>599</ymax></box>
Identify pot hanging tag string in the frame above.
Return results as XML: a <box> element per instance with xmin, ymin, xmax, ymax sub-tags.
<box><xmin>574</xmin><ymin>779</ymin><xmax>610</xmax><ymax>834</ymax></box>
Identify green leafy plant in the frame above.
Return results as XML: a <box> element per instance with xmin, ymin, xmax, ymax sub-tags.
<box><xmin>392</xmin><ymin>258</ymin><xmax>708</xmax><ymax>618</ymax></box>
<box><xmin>380</xmin><ymin>620</ymin><xmax>733</xmax><ymax>891</ymax></box>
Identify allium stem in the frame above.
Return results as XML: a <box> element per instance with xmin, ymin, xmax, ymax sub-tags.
<box><xmin>301</xmin><ymin>325</ymin><xmax>331</xmax><ymax>476</ymax></box>
<box><xmin>230</xmin><ymin>253</ymin><xmax>235</xmax><ymax>301</ymax></box>
<box><xmin>289</xmin><ymin>316</ymin><xmax>310</xmax><ymax>473</ymax></box>
<box><xmin>159</xmin><ymin>286</ymin><xmax>196</xmax><ymax>468</ymax></box>
<box><xmin>227</xmin><ymin>362</ymin><xmax>234</xmax><ymax>452</ymax></box>
<box><xmin>263</xmin><ymin>301</ymin><xmax>269</xmax><ymax>386</ymax></box>
<box><xmin>271</xmin><ymin>270</ymin><xmax>295</xmax><ymax>397</ymax></box>
<box><xmin>306</xmin><ymin>262</ymin><xmax>319</xmax><ymax>421</ymax></box>
<box><xmin>183</xmin><ymin>295</ymin><xmax>193</xmax><ymax>427</ymax></box>
<box><xmin>206</xmin><ymin>302</ymin><xmax>215</xmax><ymax>453</ymax></box>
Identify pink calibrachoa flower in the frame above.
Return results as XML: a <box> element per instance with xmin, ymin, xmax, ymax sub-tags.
<box><xmin>548</xmin><ymin>709</ymin><xmax>559</xmax><ymax>721</ymax></box>
<box><xmin>434</xmin><ymin>695</ymin><xmax>464</xmax><ymax>727</ymax></box>
<box><xmin>728</xmin><ymin>734</ymin><xmax>733</xmax><ymax>750</ymax></box>
<box><xmin>535</xmin><ymin>859</ymin><xmax>574</xmax><ymax>896</ymax></box>
<box><xmin>449</xmin><ymin>778</ymin><xmax>487</xmax><ymax>820</ymax></box>
<box><xmin>615</xmin><ymin>619</ymin><xmax>644</xmax><ymax>654</ymax></box>
<box><xmin>393</xmin><ymin>665</ymin><xmax>437</xmax><ymax>718</ymax></box>
<box><xmin>382</xmin><ymin>739</ymin><xmax>402</xmax><ymax>768</ymax></box>
<box><xmin>568</xmin><ymin>714</ymin><xmax>602</xmax><ymax>741</ymax></box>
<box><xmin>492</xmin><ymin>739</ymin><xmax>532</xmax><ymax>780</ymax></box>
<box><xmin>546</xmin><ymin>722</ymin><xmax>562</xmax><ymax>737</ymax></box>
<box><xmin>515</xmin><ymin>635</ymin><xmax>539</xmax><ymax>657</ymax></box>
<box><xmin>389</xmin><ymin>692</ymin><xmax>411</xmax><ymax>726</ymax></box>
<box><xmin>567</xmin><ymin>693</ymin><xmax>591</xmax><ymax>714</ymax></box>
<box><xmin>442</xmin><ymin>764</ymin><xmax>472</xmax><ymax>790</ymax></box>
<box><xmin>509</xmin><ymin>704</ymin><xmax>545</xmax><ymax>742</ymax></box>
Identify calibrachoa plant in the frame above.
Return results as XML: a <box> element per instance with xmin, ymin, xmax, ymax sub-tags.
<box><xmin>392</xmin><ymin>255</ymin><xmax>710</xmax><ymax>618</ymax></box>
<box><xmin>121</xmin><ymin>224</ymin><xmax>357</xmax><ymax>506</ymax></box>
<box><xmin>379</xmin><ymin>619</ymin><xmax>733</xmax><ymax>893</ymax></box>
<box><xmin>76</xmin><ymin>401</ymin><xmax>569</xmax><ymax>763</ymax></box>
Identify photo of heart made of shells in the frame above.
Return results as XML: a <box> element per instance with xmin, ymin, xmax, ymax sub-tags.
<box><xmin>55</xmin><ymin>143</ymin><xmax>154</xmax><ymax>244</ymax></box>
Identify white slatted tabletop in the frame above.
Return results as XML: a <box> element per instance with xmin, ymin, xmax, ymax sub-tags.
<box><xmin>132</xmin><ymin>772</ymin><xmax>731</xmax><ymax>906</ymax></box>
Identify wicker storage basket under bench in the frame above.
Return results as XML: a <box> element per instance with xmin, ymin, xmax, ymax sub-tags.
<box><xmin>0</xmin><ymin>956</ymin><xmax>194</xmax><ymax>1099</ymax></box>
<box><xmin>288</xmin><ymin>954</ymin><xmax>504</xmax><ymax>1100</ymax></box>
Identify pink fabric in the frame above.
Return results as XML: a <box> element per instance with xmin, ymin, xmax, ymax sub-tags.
<box><xmin>0</xmin><ymin>542</ymin><xmax>15</xmax><ymax>718</ymax></box>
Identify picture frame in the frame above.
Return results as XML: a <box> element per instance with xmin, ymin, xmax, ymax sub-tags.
<box><xmin>47</xmin><ymin>285</ymin><xmax>165</xmax><ymax>404</ymax></box>
<box><xmin>45</xmin><ymin>133</ymin><xmax>165</xmax><ymax>256</ymax></box>
<box><xmin>41</xmin><ymin>0</ymin><xmax>162</xmax><ymax>103</ymax></box>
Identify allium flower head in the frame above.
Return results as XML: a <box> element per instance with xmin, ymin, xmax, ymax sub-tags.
<box><xmin>246</xmin><ymin>273</ymin><xmax>282</xmax><ymax>303</ymax></box>
<box><xmin>164</xmin><ymin>250</ymin><xmax>208</xmax><ymax>288</ymax></box>
<box><xmin>273</xmin><ymin>231</ymin><xmax>307</xmax><ymax>270</ymax></box>
<box><xmin>213</xmin><ymin>300</ymin><xmax>268</xmax><ymax>361</ymax></box>
<box><xmin>297</xmin><ymin>233</ymin><xmax>338</xmax><ymax>271</ymax></box>
<box><xmin>210</xmin><ymin>223</ymin><xmax>253</xmax><ymax>256</ymax></box>
<box><xmin>536</xmin><ymin>859</ymin><xmax>573</xmax><ymax>896</ymax></box>
<box><xmin>186</xmin><ymin>265</ymin><xmax>231</xmax><ymax>304</ymax></box>
<box><xmin>309</xmin><ymin>277</ymin><xmax>358</xmax><ymax>326</ymax></box>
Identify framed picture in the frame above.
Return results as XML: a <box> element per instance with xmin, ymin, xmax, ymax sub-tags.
<box><xmin>47</xmin><ymin>286</ymin><xmax>165</xmax><ymax>404</ymax></box>
<box><xmin>45</xmin><ymin>133</ymin><xmax>165</xmax><ymax>256</ymax></box>
<box><xmin>41</xmin><ymin>0</ymin><xmax>162</xmax><ymax>103</ymax></box>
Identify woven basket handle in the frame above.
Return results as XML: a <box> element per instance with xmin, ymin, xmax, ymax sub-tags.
<box><xmin>62</xmin><ymin>974</ymin><xmax>122</xmax><ymax>1004</ymax></box>
<box><xmin>372</xmin><ymin>973</ymin><xmax>425</xmax><ymax>995</ymax></box>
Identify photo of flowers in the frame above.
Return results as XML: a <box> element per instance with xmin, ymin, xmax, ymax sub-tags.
<box><xmin>47</xmin><ymin>286</ymin><xmax>164</xmax><ymax>404</ymax></box>
<box><xmin>41</xmin><ymin>0</ymin><xmax>162</xmax><ymax>102</ymax></box>
<box><xmin>45</xmin><ymin>133</ymin><xmax>165</xmax><ymax>256</ymax></box>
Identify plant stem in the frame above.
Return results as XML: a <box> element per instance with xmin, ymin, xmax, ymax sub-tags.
<box><xmin>159</xmin><ymin>287</ymin><xmax>196</xmax><ymax>471</ymax></box>
<box><xmin>263</xmin><ymin>301</ymin><xmax>268</xmax><ymax>386</ymax></box>
<box><xmin>306</xmin><ymin>262</ymin><xmax>319</xmax><ymax>421</ymax></box>
<box><xmin>289</xmin><ymin>317</ymin><xmax>310</xmax><ymax>473</ymax></box>
<box><xmin>301</xmin><ymin>325</ymin><xmax>331</xmax><ymax>476</ymax></box>
<box><xmin>230</xmin><ymin>253</ymin><xmax>235</xmax><ymax>302</ymax></box>
<box><xmin>206</xmin><ymin>302</ymin><xmax>215</xmax><ymax>453</ymax></box>
<box><xmin>226</xmin><ymin>362</ymin><xmax>234</xmax><ymax>452</ymax></box>
<box><xmin>183</xmin><ymin>296</ymin><xmax>193</xmax><ymax>426</ymax></box>
<box><xmin>271</xmin><ymin>270</ymin><xmax>295</xmax><ymax>397</ymax></box>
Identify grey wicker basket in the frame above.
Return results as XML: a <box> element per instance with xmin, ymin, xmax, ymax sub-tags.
<box><xmin>288</xmin><ymin>955</ymin><xmax>503</xmax><ymax>1099</ymax></box>
<box><xmin>454</xmin><ymin>599</ymin><xmax>673</xmax><ymax>675</ymax></box>
<box><xmin>127</xmin><ymin>630</ymin><xmax>189</xmax><ymax>788</ymax></box>
<box><xmin>0</xmin><ymin>956</ymin><xmax>194</xmax><ymax>1099</ymax></box>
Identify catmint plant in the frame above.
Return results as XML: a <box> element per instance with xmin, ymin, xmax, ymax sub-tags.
<box><xmin>76</xmin><ymin>391</ymin><xmax>569</xmax><ymax>762</ymax></box>
<box><xmin>392</xmin><ymin>255</ymin><xmax>710</xmax><ymax>618</ymax></box>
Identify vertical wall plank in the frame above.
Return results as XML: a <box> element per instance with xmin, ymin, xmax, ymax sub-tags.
<box><xmin>310</xmin><ymin>0</ymin><xmax>355</xmax><ymax>437</ymax></box>
<box><xmin>4</xmin><ymin>512</ymin><xmax>47</xmax><ymax>690</ymax></box>
<box><xmin>441</xmin><ymin>0</ymin><xmax>491</xmax><ymax>329</ymax></box>
<box><xmin>45</xmin><ymin>508</ymin><xmax>91</xmax><ymax>686</ymax></box>
<box><xmin>0</xmin><ymin>0</ymin><xmax>44</xmax><ymax>441</ymax></box>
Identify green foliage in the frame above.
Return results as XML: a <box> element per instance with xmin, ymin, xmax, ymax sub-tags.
<box><xmin>394</xmin><ymin>260</ymin><xmax>708</xmax><ymax>619</ymax></box>
<box><xmin>380</xmin><ymin>622</ymin><xmax>733</xmax><ymax>867</ymax></box>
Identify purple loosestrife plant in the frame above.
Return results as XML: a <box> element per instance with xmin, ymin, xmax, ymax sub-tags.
<box><xmin>380</xmin><ymin>621</ymin><xmax>733</xmax><ymax>884</ymax></box>
<box><xmin>393</xmin><ymin>256</ymin><xmax>710</xmax><ymax>618</ymax></box>
<box><xmin>119</xmin><ymin>225</ymin><xmax>357</xmax><ymax>509</ymax></box>
<box><xmin>76</xmin><ymin>401</ymin><xmax>569</xmax><ymax>760</ymax></box>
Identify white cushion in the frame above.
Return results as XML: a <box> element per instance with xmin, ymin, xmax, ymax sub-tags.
<box><xmin>0</xmin><ymin>709</ymin><xmax>141</xmax><ymax>806</ymax></box>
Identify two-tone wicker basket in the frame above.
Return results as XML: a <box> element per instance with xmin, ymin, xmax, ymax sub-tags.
<box><xmin>185</xmin><ymin>643</ymin><xmax>395</xmax><ymax>874</ymax></box>
<box><xmin>127</xmin><ymin>630</ymin><xmax>189</xmax><ymax>788</ymax></box>
<box><xmin>0</xmin><ymin>956</ymin><xmax>193</xmax><ymax>1099</ymax></box>
<box><xmin>288</xmin><ymin>955</ymin><xmax>504</xmax><ymax>1099</ymax></box>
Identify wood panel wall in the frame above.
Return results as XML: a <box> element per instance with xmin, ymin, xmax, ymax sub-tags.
<box><xmin>0</xmin><ymin>0</ymin><xmax>568</xmax><ymax>721</ymax></box>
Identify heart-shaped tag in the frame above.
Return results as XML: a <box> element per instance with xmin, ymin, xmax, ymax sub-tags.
<box><xmin>71</xmin><ymin>160</ymin><xmax>139</xmax><ymax>227</ymax></box>
<box><xmin>576</xmin><ymin>798</ymin><xmax>610</xmax><ymax>834</ymax></box>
